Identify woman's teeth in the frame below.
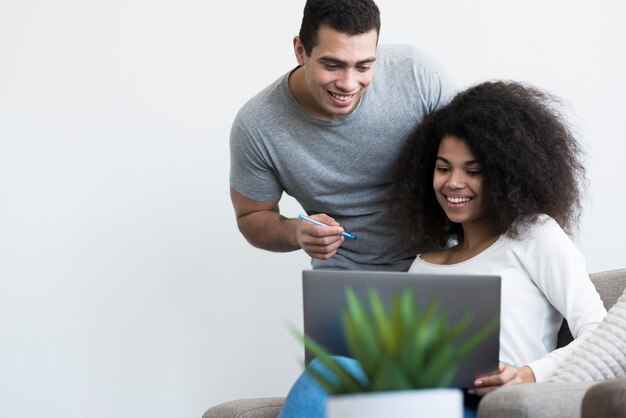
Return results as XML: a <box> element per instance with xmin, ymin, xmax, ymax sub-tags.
<box><xmin>447</xmin><ymin>196</ymin><xmax>471</xmax><ymax>203</ymax></box>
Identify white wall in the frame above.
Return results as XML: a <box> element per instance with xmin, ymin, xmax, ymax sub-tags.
<box><xmin>0</xmin><ymin>1</ymin><xmax>624</xmax><ymax>417</ymax></box>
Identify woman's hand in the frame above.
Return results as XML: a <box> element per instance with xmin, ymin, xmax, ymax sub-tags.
<box><xmin>468</xmin><ymin>362</ymin><xmax>536</xmax><ymax>397</ymax></box>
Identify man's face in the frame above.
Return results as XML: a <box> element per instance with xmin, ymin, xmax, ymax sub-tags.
<box><xmin>292</xmin><ymin>25</ymin><xmax>378</xmax><ymax>120</ymax></box>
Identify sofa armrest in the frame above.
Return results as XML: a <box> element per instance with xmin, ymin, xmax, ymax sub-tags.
<box><xmin>582</xmin><ymin>378</ymin><xmax>626</xmax><ymax>418</ymax></box>
<box><xmin>202</xmin><ymin>397</ymin><xmax>285</xmax><ymax>418</ymax></box>
<box><xmin>477</xmin><ymin>382</ymin><xmax>597</xmax><ymax>418</ymax></box>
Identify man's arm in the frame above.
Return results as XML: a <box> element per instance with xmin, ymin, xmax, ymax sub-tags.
<box><xmin>230</xmin><ymin>187</ymin><xmax>345</xmax><ymax>260</ymax></box>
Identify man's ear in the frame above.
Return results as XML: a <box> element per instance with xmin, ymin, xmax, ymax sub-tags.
<box><xmin>293</xmin><ymin>36</ymin><xmax>306</xmax><ymax>66</ymax></box>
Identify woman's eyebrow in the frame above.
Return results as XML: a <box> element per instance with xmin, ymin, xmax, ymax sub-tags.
<box><xmin>436</xmin><ymin>156</ymin><xmax>480</xmax><ymax>166</ymax></box>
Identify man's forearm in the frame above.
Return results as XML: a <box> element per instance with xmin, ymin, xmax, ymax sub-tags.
<box><xmin>236</xmin><ymin>210</ymin><xmax>301</xmax><ymax>252</ymax></box>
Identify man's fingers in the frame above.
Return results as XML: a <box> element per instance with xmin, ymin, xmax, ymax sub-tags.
<box><xmin>307</xmin><ymin>251</ymin><xmax>337</xmax><ymax>260</ymax></box>
<box><xmin>301</xmin><ymin>236</ymin><xmax>344</xmax><ymax>259</ymax></box>
<box><xmin>300</xmin><ymin>234</ymin><xmax>344</xmax><ymax>248</ymax></box>
<box><xmin>300</xmin><ymin>222</ymin><xmax>344</xmax><ymax>239</ymax></box>
<box><xmin>305</xmin><ymin>245</ymin><xmax>339</xmax><ymax>260</ymax></box>
<box><xmin>311</xmin><ymin>213</ymin><xmax>339</xmax><ymax>226</ymax></box>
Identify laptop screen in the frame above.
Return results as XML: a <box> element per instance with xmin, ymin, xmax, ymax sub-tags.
<box><xmin>302</xmin><ymin>269</ymin><xmax>501</xmax><ymax>388</ymax></box>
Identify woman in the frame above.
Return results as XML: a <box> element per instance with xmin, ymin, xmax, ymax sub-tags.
<box><xmin>279</xmin><ymin>81</ymin><xmax>607</xmax><ymax>416</ymax></box>
<box><xmin>397</xmin><ymin>80</ymin><xmax>606</xmax><ymax>395</ymax></box>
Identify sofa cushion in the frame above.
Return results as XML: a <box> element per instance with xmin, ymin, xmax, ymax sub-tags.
<box><xmin>477</xmin><ymin>381</ymin><xmax>597</xmax><ymax>418</ymax></box>
<box><xmin>582</xmin><ymin>378</ymin><xmax>626</xmax><ymax>418</ymax></box>
<box><xmin>202</xmin><ymin>397</ymin><xmax>285</xmax><ymax>418</ymax></box>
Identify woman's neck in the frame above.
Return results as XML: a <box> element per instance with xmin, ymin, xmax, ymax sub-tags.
<box><xmin>420</xmin><ymin>221</ymin><xmax>502</xmax><ymax>265</ymax></box>
<box><xmin>458</xmin><ymin>222</ymin><xmax>501</xmax><ymax>253</ymax></box>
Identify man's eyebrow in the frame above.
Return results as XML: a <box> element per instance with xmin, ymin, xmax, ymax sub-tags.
<box><xmin>318</xmin><ymin>56</ymin><xmax>377</xmax><ymax>66</ymax></box>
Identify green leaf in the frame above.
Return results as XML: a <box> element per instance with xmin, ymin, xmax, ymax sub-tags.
<box><xmin>455</xmin><ymin>315</ymin><xmax>500</xmax><ymax>361</ymax></box>
<box><xmin>304</xmin><ymin>363</ymin><xmax>344</xmax><ymax>394</ymax></box>
<box><xmin>419</xmin><ymin>344</ymin><xmax>457</xmax><ymax>387</ymax></box>
<box><xmin>370</xmin><ymin>357</ymin><xmax>412</xmax><ymax>392</ymax></box>
<box><xmin>342</xmin><ymin>310</ymin><xmax>379</xmax><ymax>376</ymax></box>
<box><xmin>435</xmin><ymin>363</ymin><xmax>458</xmax><ymax>388</ymax></box>
<box><xmin>448</xmin><ymin>313</ymin><xmax>473</xmax><ymax>339</ymax></box>
<box><xmin>289</xmin><ymin>325</ymin><xmax>366</xmax><ymax>393</ymax></box>
<box><xmin>368</xmin><ymin>287</ymin><xmax>395</xmax><ymax>353</ymax></box>
<box><xmin>342</xmin><ymin>288</ymin><xmax>380</xmax><ymax>377</ymax></box>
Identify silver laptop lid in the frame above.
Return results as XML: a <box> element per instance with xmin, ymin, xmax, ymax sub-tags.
<box><xmin>302</xmin><ymin>269</ymin><xmax>501</xmax><ymax>389</ymax></box>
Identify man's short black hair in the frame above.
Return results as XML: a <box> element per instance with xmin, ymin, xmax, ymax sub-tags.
<box><xmin>298</xmin><ymin>0</ymin><xmax>381</xmax><ymax>55</ymax></box>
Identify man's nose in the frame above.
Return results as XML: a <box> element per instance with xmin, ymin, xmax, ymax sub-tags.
<box><xmin>335</xmin><ymin>69</ymin><xmax>358</xmax><ymax>92</ymax></box>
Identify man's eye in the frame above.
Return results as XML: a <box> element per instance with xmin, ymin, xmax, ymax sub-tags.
<box><xmin>325</xmin><ymin>64</ymin><xmax>340</xmax><ymax>70</ymax></box>
<box><xmin>356</xmin><ymin>66</ymin><xmax>372</xmax><ymax>72</ymax></box>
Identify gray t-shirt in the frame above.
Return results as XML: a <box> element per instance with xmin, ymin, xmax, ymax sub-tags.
<box><xmin>230</xmin><ymin>44</ymin><xmax>455</xmax><ymax>270</ymax></box>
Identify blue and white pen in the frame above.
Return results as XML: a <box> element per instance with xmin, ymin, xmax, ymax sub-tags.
<box><xmin>298</xmin><ymin>214</ymin><xmax>357</xmax><ymax>240</ymax></box>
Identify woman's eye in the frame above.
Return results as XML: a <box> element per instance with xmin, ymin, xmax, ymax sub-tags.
<box><xmin>467</xmin><ymin>170</ymin><xmax>482</xmax><ymax>176</ymax></box>
<box><xmin>436</xmin><ymin>166</ymin><xmax>450</xmax><ymax>173</ymax></box>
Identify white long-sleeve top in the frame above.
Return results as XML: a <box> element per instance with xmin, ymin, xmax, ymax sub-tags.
<box><xmin>409</xmin><ymin>215</ymin><xmax>607</xmax><ymax>382</ymax></box>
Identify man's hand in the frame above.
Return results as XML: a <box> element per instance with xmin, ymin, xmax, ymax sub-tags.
<box><xmin>230</xmin><ymin>188</ymin><xmax>346</xmax><ymax>259</ymax></box>
<box><xmin>296</xmin><ymin>213</ymin><xmax>345</xmax><ymax>260</ymax></box>
<box><xmin>468</xmin><ymin>363</ymin><xmax>536</xmax><ymax>397</ymax></box>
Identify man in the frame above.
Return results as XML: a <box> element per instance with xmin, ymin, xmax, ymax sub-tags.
<box><xmin>230</xmin><ymin>0</ymin><xmax>455</xmax><ymax>270</ymax></box>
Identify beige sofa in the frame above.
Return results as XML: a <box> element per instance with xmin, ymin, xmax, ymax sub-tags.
<box><xmin>204</xmin><ymin>269</ymin><xmax>626</xmax><ymax>418</ymax></box>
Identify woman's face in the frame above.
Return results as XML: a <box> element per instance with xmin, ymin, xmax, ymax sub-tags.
<box><xmin>433</xmin><ymin>136</ymin><xmax>487</xmax><ymax>226</ymax></box>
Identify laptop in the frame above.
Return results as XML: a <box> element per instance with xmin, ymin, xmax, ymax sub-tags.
<box><xmin>302</xmin><ymin>270</ymin><xmax>501</xmax><ymax>389</ymax></box>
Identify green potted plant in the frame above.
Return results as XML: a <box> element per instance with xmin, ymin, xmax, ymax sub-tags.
<box><xmin>296</xmin><ymin>286</ymin><xmax>498</xmax><ymax>418</ymax></box>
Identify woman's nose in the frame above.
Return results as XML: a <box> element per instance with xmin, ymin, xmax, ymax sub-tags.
<box><xmin>446</xmin><ymin>171</ymin><xmax>466</xmax><ymax>189</ymax></box>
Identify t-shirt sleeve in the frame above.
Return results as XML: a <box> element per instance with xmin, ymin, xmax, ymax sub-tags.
<box><xmin>408</xmin><ymin>46</ymin><xmax>457</xmax><ymax>112</ymax></box>
<box><xmin>513</xmin><ymin>217</ymin><xmax>607</xmax><ymax>382</ymax></box>
<box><xmin>229</xmin><ymin>112</ymin><xmax>284</xmax><ymax>202</ymax></box>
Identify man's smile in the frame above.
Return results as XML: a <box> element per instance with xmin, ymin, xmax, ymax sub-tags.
<box><xmin>328</xmin><ymin>90</ymin><xmax>358</xmax><ymax>104</ymax></box>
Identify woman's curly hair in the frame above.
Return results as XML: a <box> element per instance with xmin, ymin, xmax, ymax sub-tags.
<box><xmin>395</xmin><ymin>81</ymin><xmax>585</xmax><ymax>250</ymax></box>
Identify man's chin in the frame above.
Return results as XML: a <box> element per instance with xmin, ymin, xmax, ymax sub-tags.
<box><xmin>324</xmin><ymin>103</ymin><xmax>358</xmax><ymax>119</ymax></box>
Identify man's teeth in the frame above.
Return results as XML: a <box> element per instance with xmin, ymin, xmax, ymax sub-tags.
<box><xmin>330</xmin><ymin>92</ymin><xmax>353</xmax><ymax>101</ymax></box>
<box><xmin>448</xmin><ymin>196</ymin><xmax>472</xmax><ymax>203</ymax></box>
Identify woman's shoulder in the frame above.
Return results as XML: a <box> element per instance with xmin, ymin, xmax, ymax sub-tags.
<box><xmin>508</xmin><ymin>214</ymin><xmax>578</xmax><ymax>257</ymax></box>
<box><xmin>513</xmin><ymin>214</ymin><xmax>567</xmax><ymax>240</ymax></box>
